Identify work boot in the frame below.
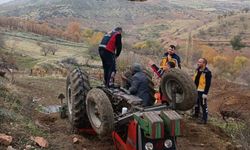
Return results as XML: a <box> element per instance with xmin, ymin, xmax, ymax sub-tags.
<box><xmin>191</xmin><ymin>113</ymin><xmax>199</xmax><ymax>119</ymax></box>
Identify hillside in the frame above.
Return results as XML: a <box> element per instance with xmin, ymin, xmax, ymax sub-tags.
<box><xmin>0</xmin><ymin>31</ymin><xmax>249</xmax><ymax>150</ymax></box>
<box><xmin>0</xmin><ymin>0</ymin><xmax>249</xmax><ymax>35</ymax></box>
<box><xmin>0</xmin><ymin>0</ymin><xmax>250</xmax><ymax>149</ymax></box>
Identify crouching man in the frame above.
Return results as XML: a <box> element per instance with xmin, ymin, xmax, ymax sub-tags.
<box><xmin>129</xmin><ymin>63</ymin><xmax>153</xmax><ymax>107</ymax></box>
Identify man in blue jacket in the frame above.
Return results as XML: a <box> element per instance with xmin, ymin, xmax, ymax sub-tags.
<box><xmin>129</xmin><ymin>63</ymin><xmax>152</xmax><ymax>107</ymax></box>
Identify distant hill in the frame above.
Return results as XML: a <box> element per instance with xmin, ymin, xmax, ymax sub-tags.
<box><xmin>0</xmin><ymin>0</ymin><xmax>249</xmax><ymax>41</ymax></box>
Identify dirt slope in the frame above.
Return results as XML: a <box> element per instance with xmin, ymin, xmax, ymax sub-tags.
<box><xmin>1</xmin><ymin>72</ymin><xmax>246</xmax><ymax>150</ymax></box>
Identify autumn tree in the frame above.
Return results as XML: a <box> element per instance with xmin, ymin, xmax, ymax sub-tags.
<box><xmin>88</xmin><ymin>32</ymin><xmax>104</xmax><ymax>45</ymax></box>
<box><xmin>65</xmin><ymin>22</ymin><xmax>81</xmax><ymax>42</ymax></box>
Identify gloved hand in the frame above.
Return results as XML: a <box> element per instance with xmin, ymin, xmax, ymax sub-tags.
<box><xmin>202</xmin><ymin>94</ymin><xmax>208</xmax><ymax>99</ymax></box>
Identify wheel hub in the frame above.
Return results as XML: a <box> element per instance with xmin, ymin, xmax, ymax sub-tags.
<box><xmin>67</xmin><ymin>86</ymin><xmax>72</xmax><ymax>116</ymax></box>
<box><xmin>89</xmin><ymin>100</ymin><xmax>101</xmax><ymax>128</ymax></box>
<box><xmin>165</xmin><ymin>79</ymin><xmax>184</xmax><ymax>103</ymax></box>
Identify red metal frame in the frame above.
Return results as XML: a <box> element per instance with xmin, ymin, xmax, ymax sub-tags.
<box><xmin>112</xmin><ymin>120</ymin><xmax>138</xmax><ymax>150</ymax></box>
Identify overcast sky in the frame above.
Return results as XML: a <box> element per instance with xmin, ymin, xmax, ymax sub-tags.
<box><xmin>0</xmin><ymin>0</ymin><xmax>13</xmax><ymax>5</ymax></box>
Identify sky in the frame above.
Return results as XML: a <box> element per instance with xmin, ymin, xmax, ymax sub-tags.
<box><xmin>0</xmin><ymin>0</ymin><xmax>13</xmax><ymax>5</ymax></box>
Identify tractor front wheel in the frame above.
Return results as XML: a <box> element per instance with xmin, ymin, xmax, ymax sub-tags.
<box><xmin>86</xmin><ymin>88</ymin><xmax>114</xmax><ymax>137</ymax></box>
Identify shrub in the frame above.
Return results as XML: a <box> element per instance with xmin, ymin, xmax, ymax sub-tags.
<box><xmin>82</xmin><ymin>29</ymin><xmax>94</xmax><ymax>38</ymax></box>
<box><xmin>39</xmin><ymin>44</ymin><xmax>58</xmax><ymax>56</ymax></box>
<box><xmin>233</xmin><ymin>56</ymin><xmax>248</xmax><ymax>71</ymax></box>
<box><xmin>0</xmin><ymin>33</ymin><xmax>4</xmax><ymax>48</ymax></box>
<box><xmin>116</xmin><ymin>52</ymin><xmax>150</xmax><ymax>72</ymax></box>
<box><xmin>132</xmin><ymin>40</ymin><xmax>163</xmax><ymax>55</ymax></box>
<box><xmin>230</xmin><ymin>35</ymin><xmax>245</xmax><ymax>50</ymax></box>
<box><xmin>88</xmin><ymin>44</ymin><xmax>99</xmax><ymax>59</ymax></box>
<box><xmin>212</xmin><ymin>55</ymin><xmax>232</xmax><ymax>76</ymax></box>
<box><xmin>239</xmin><ymin>66</ymin><xmax>250</xmax><ymax>86</ymax></box>
<box><xmin>88</xmin><ymin>32</ymin><xmax>104</xmax><ymax>45</ymax></box>
<box><xmin>61</xmin><ymin>57</ymin><xmax>78</xmax><ymax>66</ymax></box>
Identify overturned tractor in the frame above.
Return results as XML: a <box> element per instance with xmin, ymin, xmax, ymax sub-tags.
<box><xmin>63</xmin><ymin>67</ymin><xmax>197</xmax><ymax>150</ymax></box>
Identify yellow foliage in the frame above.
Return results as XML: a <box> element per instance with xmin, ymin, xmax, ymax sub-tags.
<box><xmin>212</xmin><ymin>55</ymin><xmax>233</xmax><ymax>75</ymax></box>
<box><xmin>89</xmin><ymin>32</ymin><xmax>104</xmax><ymax>45</ymax></box>
<box><xmin>133</xmin><ymin>40</ymin><xmax>161</xmax><ymax>50</ymax></box>
<box><xmin>199</xmin><ymin>45</ymin><xmax>217</xmax><ymax>64</ymax></box>
<box><xmin>133</xmin><ymin>41</ymin><xmax>148</xmax><ymax>49</ymax></box>
<box><xmin>82</xmin><ymin>29</ymin><xmax>94</xmax><ymax>38</ymax></box>
<box><xmin>234</xmin><ymin>56</ymin><xmax>248</xmax><ymax>71</ymax></box>
<box><xmin>213</xmin><ymin>55</ymin><xmax>229</xmax><ymax>64</ymax></box>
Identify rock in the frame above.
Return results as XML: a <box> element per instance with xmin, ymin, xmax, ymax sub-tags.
<box><xmin>25</xmin><ymin>145</ymin><xmax>33</xmax><ymax>150</ymax></box>
<box><xmin>31</xmin><ymin>136</ymin><xmax>49</xmax><ymax>148</ymax></box>
<box><xmin>225</xmin><ymin>142</ymin><xmax>234</xmax><ymax>150</ymax></box>
<box><xmin>73</xmin><ymin>137</ymin><xmax>79</xmax><ymax>144</ymax></box>
<box><xmin>7</xmin><ymin>146</ymin><xmax>16</xmax><ymax>150</ymax></box>
<box><xmin>235</xmin><ymin>144</ymin><xmax>243</xmax><ymax>150</ymax></box>
<box><xmin>0</xmin><ymin>134</ymin><xmax>13</xmax><ymax>146</ymax></box>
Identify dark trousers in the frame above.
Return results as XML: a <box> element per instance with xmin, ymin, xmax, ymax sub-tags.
<box><xmin>194</xmin><ymin>92</ymin><xmax>208</xmax><ymax>122</ymax></box>
<box><xmin>99</xmin><ymin>47</ymin><xmax>116</xmax><ymax>87</ymax></box>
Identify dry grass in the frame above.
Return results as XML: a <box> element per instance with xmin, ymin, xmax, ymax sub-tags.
<box><xmin>4</xmin><ymin>36</ymin><xmax>88</xmax><ymax>64</ymax></box>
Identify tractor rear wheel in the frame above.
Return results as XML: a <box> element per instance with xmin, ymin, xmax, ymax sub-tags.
<box><xmin>66</xmin><ymin>68</ymin><xmax>91</xmax><ymax>129</ymax></box>
<box><xmin>86</xmin><ymin>88</ymin><xmax>114</xmax><ymax>137</ymax></box>
<box><xmin>160</xmin><ymin>68</ymin><xmax>197</xmax><ymax>111</ymax></box>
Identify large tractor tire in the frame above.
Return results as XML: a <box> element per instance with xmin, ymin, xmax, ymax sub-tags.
<box><xmin>121</xmin><ymin>68</ymin><xmax>155</xmax><ymax>104</ymax></box>
<box><xmin>86</xmin><ymin>88</ymin><xmax>114</xmax><ymax>137</ymax></box>
<box><xmin>66</xmin><ymin>68</ymin><xmax>91</xmax><ymax>129</ymax></box>
<box><xmin>160</xmin><ymin>68</ymin><xmax>197</xmax><ymax>111</ymax></box>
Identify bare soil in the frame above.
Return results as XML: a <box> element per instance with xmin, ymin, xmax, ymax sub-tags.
<box><xmin>0</xmin><ymin>72</ymin><xmax>249</xmax><ymax>150</ymax></box>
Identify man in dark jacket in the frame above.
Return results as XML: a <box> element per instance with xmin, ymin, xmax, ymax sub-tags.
<box><xmin>129</xmin><ymin>63</ymin><xmax>152</xmax><ymax>107</ymax></box>
<box><xmin>99</xmin><ymin>27</ymin><xmax>122</xmax><ymax>87</ymax></box>
<box><xmin>193</xmin><ymin>58</ymin><xmax>212</xmax><ymax>124</ymax></box>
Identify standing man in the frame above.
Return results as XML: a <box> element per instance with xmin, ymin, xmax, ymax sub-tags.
<box><xmin>193</xmin><ymin>58</ymin><xmax>212</xmax><ymax>124</ymax></box>
<box><xmin>99</xmin><ymin>27</ymin><xmax>122</xmax><ymax>87</ymax></box>
<box><xmin>160</xmin><ymin>45</ymin><xmax>181</xmax><ymax>70</ymax></box>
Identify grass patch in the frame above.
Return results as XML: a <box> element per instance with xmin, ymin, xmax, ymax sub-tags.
<box><xmin>24</xmin><ymin>119</ymin><xmax>47</xmax><ymax>137</ymax></box>
<box><xmin>14</xmin><ymin>55</ymin><xmax>38</xmax><ymax>69</ymax></box>
<box><xmin>209</xmin><ymin>116</ymin><xmax>249</xmax><ymax>149</ymax></box>
<box><xmin>210</xmin><ymin>117</ymin><xmax>245</xmax><ymax>137</ymax></box>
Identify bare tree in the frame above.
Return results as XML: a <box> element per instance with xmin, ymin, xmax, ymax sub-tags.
<box><xmin>0</xmin><ymin>54</ymin><xmax>18</xmax><ymax>83</ymax></box>
<box><xmin>48</xmin><ymin>45</ymin><xmax>58</xmax><ymax>55</ymax></box>
<box><xmin>39</xmin><ymin>44</ymin><xmax>58</xmax><ymax>56</ymax></box>
<box><xmin>40</xmin><ymin>45</ymin><xmax>49</xmax><ymax>56</ymax></box>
